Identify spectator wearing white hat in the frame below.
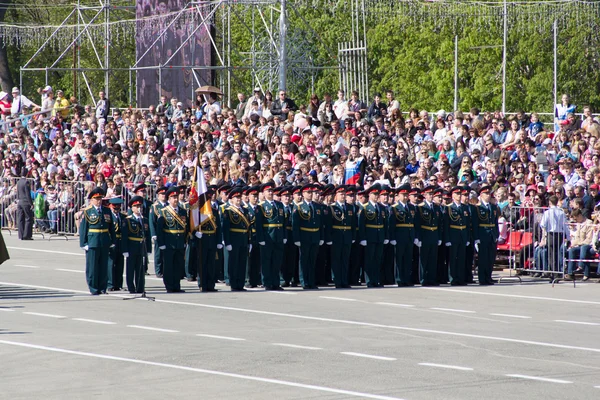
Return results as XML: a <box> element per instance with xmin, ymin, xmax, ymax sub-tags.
<box><xmin>10</xmin><ymin>87</ymin><xmax>39</xmax><ymax>116</ymax></box>
<box><xmin>0</xmin><ymin>91</ymin><xmax>11</xmax><ymax>119</ymax></box>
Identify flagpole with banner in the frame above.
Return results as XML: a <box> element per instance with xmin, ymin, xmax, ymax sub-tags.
<box><xmin>189</xmin><ymin>161</ymin><xmax>213</xmax><ymax>232</ymax></box>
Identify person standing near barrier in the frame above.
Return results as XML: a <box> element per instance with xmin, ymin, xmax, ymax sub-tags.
<box><xmin>444</xmin><ymin>186</ymin><xmax>469</xmax><ymax>286</ymax></box>
<box><xmin>107</xmin><ymin>197</ymin><xmax>126</xmax><ymax>291</ymax></box>
<box><xmin>16</xmin><ymin>177</ymin><xmax>34</xmax><ymax>240</ymax></box>
<box><xmin>122</xmin><ymin>196</ymin><xmax>151</xmax><ymax>294</ymax></box>
<box><xmin>565</xmin><ymin>209</ymin><xmax>594</xmax><ymax>281</ymax></box>
<box><xmin>222</xmin><ymin>187</ymin><xmax>252</xmax><ymax>291</ymax></box>
<box><xmin>416</xmin><ymin>185</ymin><xmax>442</xmax><ymax>286</ymax></box>
<box><xmin>293</xmin><ymin>184</ymin><xmax>323</xmax><ymax>290</ymax></box>
<box><xmin>79</xmin><ymin>187</ymin><xmax>116</xmax><ymax>295</ymax></box>
<box><xmin>390</xmin><ymin>184</ymin><xmax>418</xmax><ymax>287</ymax></box>
<box><xmin>473</xmin><ymin>185</ymin><xmax>500</xmax><ymax>285</ymax></box>
<box><xmin>539</xmin><ymin>195</ymin><xmax>570</xmax><ymax>279</ymax></box>
<box><xmin>156</xmin><ymin>186</ymin><xmax>189</xmax><ymax>293</ymax></box>
<box><xmin>150</xmin><ymin>186</ymin><xmax>168</xmax><ymax>278</ymax></box>
<box><xmin>325</xmin><ymin>185</ymin><xmax>355</xmax><ymax>289</ymax></box>
<box><xmin>256</xmin><ymin>182</ymin><xmax>286</xmax><ymax>291</ymax></box>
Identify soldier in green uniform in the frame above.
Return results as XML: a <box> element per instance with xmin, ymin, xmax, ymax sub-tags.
<box><xmin>256</xmin><ymin>182</ymin><xmax>286</xmax><ymax>291</ymax></box>
<box><xmin>315</xmin><ymin>185</ymin><xmax>332</xmax><ymax>286</ymax></box>
<box><xmin>416</xmin><ymin>185</ymin><xmax>442</xmax><ymax>286</ymax></box>
<box><xmin>325</xmin><ymin>186</ymin><xmax>355</xmax><ymax>288</ymax></box>
<box><xmin>473</xmin><ymin>185</ymin><xmax>500</xmax><ymax>285</ymax></box>
<box><xmin>107</xmin><ymin>197</ymin><xmax>126</xmax><ymax>291</ymax></box>
<box><xmin>156</xmin><ymin>186</ymin><xmax>190</xmax><ymax>293</ymax></box>
<box><xmin>462</xmin><ymin>186</ymin><xmax>476</xmax><ymax>284</ymax></box>
<box><xmin>434</xmin><ymin>187</ymin><xmax>449</xmax><ymax>284</ymax></box>
<box><xmin>198</xmin><ymin>187</ymin><xmax>222</xmax><ymax>292</ymax></box>
<box><xmin>79</xmin><ymin>187</ymin><xmax>116</xmax><ymax>295</ymax></box>
<box><xmin>280</xmin><ymin>186</ymin><xmax>298</xmax><ymax>287</ymax></box>
<box><xmin>409</xmin><ymin>187</ymin><xmax>422</xmax><ymax>285</ymax></box>
<box><xmin>183</xmin><ymin>193</ymin><xmax>199</xmax><ymax>282</ymax></box>
<box><xmin>292</xmin><ymin>184</ymin><xmax>323</xmax><ymax>290</ymax></box>
<box><xmin>358</xmin><ymin>183</ymin><xmax>388</xmax><ymax>287</ymax></box>
<box><xmin>444</xmin><ymin>186</ymin><xmax>469</xmax><ymax>286</ymax></box>
<box><xmin>149</xmin><ymin>186</ymin><xmax>168</xmax><ymax>278</ymax></box>
<box><xmin>380</xmin><ymin>186</ymin><xmax>395</xmax><ymax>285</ymax></box>
<box><xmin>245</xmin><ymin>186</ymin><xmax>262</xmax><ymax>288</ymax></box>
<box><xmin>122</xmin><ymin>196</ymin><xmax>151</xmax><ymax>294</ymax></box>
<box><xmin>347</xmin><ymin>186</ymin><xmax>363</xmax><ymax>286</ymax></box>
<box><xmin>132</xmin><ymin>183</ymin><xmax>153</xmax><ymax>274</ymax></box>
<box><xmin>390</xmin><ymin>184</ymin><xmax>418</xmax><ymax>287</ymax></box>
<box><xmin>222</xmin><ymin>187</ymin><xmax>252</xmax><ymax>291</ymax></box>
<box><xmin>218</xmin><ymin>185</ymin><xmax>232</xmax><ymax>285</ymax></box>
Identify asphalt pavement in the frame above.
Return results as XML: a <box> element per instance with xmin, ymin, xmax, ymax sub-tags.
<box><xmin>1</xmin><ymin>232</ymin><xmax>600</xmax><ymax>400</ymax></box>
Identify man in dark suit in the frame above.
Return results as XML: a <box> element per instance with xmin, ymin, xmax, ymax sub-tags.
<box><xmin>16</xmin><ymin>177</ymin><xmax>34</xmax><ymax>240</ymax></box>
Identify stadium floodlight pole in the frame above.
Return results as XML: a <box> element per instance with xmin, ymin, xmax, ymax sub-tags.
<box><xmin>279</xmin><ymin>0</ymin><xmax>287</xmax><ymax>92</ymax></box>
<box><xmin>454</xmin><ymin>35</ymin><xmax>458</xmax><ymax>112</ymax></box>
<box><xmin>501</xmin><ymin>0</ymin><xmax>507</xmax><ymax>115</ymax></box>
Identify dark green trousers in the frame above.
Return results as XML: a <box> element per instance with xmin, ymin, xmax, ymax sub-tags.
<box><xmin>261</xmin><ymin>242</ymin><xmax>284</xmax><ymax>289</ymax></box>
<box><xmin>185</xmin><ymin>238</ymin><xmax>200</xmax><ymax>279</ymax></box>
<box><xmin>299</xmin><ymin>243</ymin><xmax>319</xmax><ymax>288</ymax></box>
<box><xmin>228</xmin><ymin>245</ymin><xmax>248</xmax><ymax>290</ymax></box>
<box><xmin>419</xmin><ymin>240</ymin><xmax>438</xmax><ymax>285</ymax></box>
<box><xmin>199</xmin><ymin>236</ymin><xmax>217</xmax><ymax>291</ymax></box>
<box><xmin>448</xmin><ymin>241</ymin><xmax>466</xmax><ymax>285</ymax></box>
<box><xmin>108</xmin><ymin>245</ymin><xmax>124</xmax><ymax>289</ymax></box>
<box><xmin>153</xmin><ymin>241</ymin><xmax>163</xmax><ymax>276</ymax></box>
<box><xmin>86</xmin><ymin>247</ymin><xmax>109</xmax><ymax>295</ymax></box>
<box><xmin>126</xmin><ymin>254</ymin><xmax>145</xmax><ymax>293</ymax></box>
<box><xmin>395</xmin><ymin>239</ymin><xmax>414</xmax><ymax>286</ymax></box>
<box><xmin>364</xmin><ymin>242</ymin><xmax>383</xmax><ymax>287</ymax></box>
<box><xmin>162</xmin><ymin>248</ymin><xmax>185</xmax><ymax>292</ymax></box>
<box><xmin>330</xmin><ymin>243</ymin><xmax>351</xmax><ymax>287</ymax></box>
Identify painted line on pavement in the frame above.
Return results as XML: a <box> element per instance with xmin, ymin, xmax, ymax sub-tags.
<box><xmin>594</xmin><ymin>385</ymin><xmax>600</xmax><ymax>389</ymax></box>
<box><xmin>422</xmin><ymin>287</ymin><xmax>600</xmax><ymax>306</ymax></box>
<box><xmin>430</xmin><ymin>307</ymin><xmax>476</xmax><ymax>314</ymax></box>
<box><xmin>196</xmin><ymin>334</ymin><xmax>245</xmax><ymax>341</ymax></box>
<box><xmin>554</xmin><ymin>320</ymin><xmax>600</xmax><ymax>327</ymax></box>
<box><xmin>0</xmin><ymin>340</ymin><xmax>407</xmax><ymax>400</ymax></box>
<box><xmin>72</xmin><ymin>318</ymin><xmax>116</xmax><ymax>325</ymax></box>
<box><xmin>7</xmin><ymin>246</ymin><xmax>84</xmax><ymax>256</ymax></box>
<box><xmin>5</xmin><ymin>281</ymin><xmax>600</xmax><ymax>355</ymax></box>
<box><xmin>265</xmin><ymin>290</ymin><xmax>297</xmax><ymax>295</ymax></box>
<box><xmin>55</xmin><ymin>268</ymin><xmax>85</xmax><ymax>274</ymax></box>
<box><xmin>418</xmin><ymin>363</ymin><xmax>473</xmax><ymax>371</ymax></box>
<box><xmin>320</xmin><ymin>296</ymin><xmax>360</xmax><ymax>302</ymax></box>
<box><xmin>14</xmin><ymin>264</ymin><xmax>40</xmax><ymax>269</ymax></box>
<box><xmin>127</xmin><ymin>325</ymin><xmax>179</xmax><ymax>333</ymax></box>
<box><xmin>23</xmin><ymin>312</ymin><xmax>66</xmax><ymax>319</ymax></box>
<box><xmin>489</xmin><ymin>313</ymin><xmax>531</xmax><ymax>319</ymax></box>
<box><xmin>0</xmin><ymin>308</ymin><xmax>15</xmax><ymax>312</ymax></box>
<box><xmin>271</xmin><ymin>343</ymin><xmax>322</xmax><ymax>350</ymax></box>
<box><xmin>375</xmin><ymin>302</ymin><xmax>415</xmax><ymax>308</ymax></box>
<box><xmin>341</xmin><ymin>352</ymin><xmax>396</xmax><ymax>361</ymax></box>
<box><xmin>505</xmin><ymin>374</ymin><xmax>572</xmax><ymax>384</ymax></box>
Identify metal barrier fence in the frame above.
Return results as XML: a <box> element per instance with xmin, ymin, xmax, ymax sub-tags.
<box><xmin>502</xmin><ymin>205</ymin><xmax>599</xmax><ymax>286</ymax></box>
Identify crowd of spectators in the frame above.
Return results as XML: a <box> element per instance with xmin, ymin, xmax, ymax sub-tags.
<box><xmin>1</xmin><ymin>86</ymin><xmax>600</xmax><ymax>272</ymax></box>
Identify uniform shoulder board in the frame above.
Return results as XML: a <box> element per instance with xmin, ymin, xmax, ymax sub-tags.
<box><xmin>84</xmin><ymin>205</ymin><xmax>93</xmax><ymax>211</ymax></box>
<box><xmin>126</xmin><ymin>215</ymin><xmax>133</xmax><ymax>219</ymax></box>
<box><xmin>361</xmin><ymin>203</ymin><xmax>368</xmax><ymax>207</ymax></box>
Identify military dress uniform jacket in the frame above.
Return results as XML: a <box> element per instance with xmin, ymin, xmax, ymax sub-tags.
<box><xmin>149</xmin><ymin>201</ymin><xmax>166</xmax><ymax>239</ymax></box>
<box><xmin>472</xmin><ymin>203</ymin><xmax>500</xmax><ymax>242</ymax></box>
<box><xmin>111</xmin><ymin>211</ymin><xmax>127</xmax><ymax>246</ymax></box>
<box><xmin>389</xmin><ymin>202</ymin><xmax>418</xmax><ymax>242</ymax></box>
<box><xmin>292</xmin><ymin>201</ymin><xmax>324</xmax><ymax>244</ymax></box>
<box><xmin>80</xmin><ymin>206</ymin><xmax>116</xmax><ymax>248</ymax></box>
<box><xmin>122</xmin><ymin>215</ymin><xmax>151</xmax><ymax>256</ymax></box>
<box><xmin>256</xmin><ymin>200</ymin><xmax>287</xmax><ymax>244</ymax></box>
<box><xmin>156</xmin><ymin>206</ymin><xmax>189</xmax><ymax>250</ymax></box>
<box><xmin>325</xmin><ymin>202</ymin><xmax>356</xmax><ymax>245</ymax></box>
<box><xmin>443</xmin><ymin>203</ymin><xmax>469</xmax><ymax>243</ymax></box>
<box><xmin>222</xmin><ymin>205</ymin><xmax>251</xmax><ymax>247</ymax></box>
<box><xmin>415</xmin><ymin>202</ymin><xmax>442</xmax><ymax>243</ymax></box>
<box><xmin>358</xmin><ymin>202</ymin><xmax>388</xmax><ymax>244</ymax></box>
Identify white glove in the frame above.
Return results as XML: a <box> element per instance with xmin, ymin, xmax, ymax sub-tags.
<box><xmin>319</xmin><ymin>240</ymin><xmax>324</xmax><ymax>246</ymax></box>
<box><xmin>326</xmin><ymin>242</ymin><xmax>332</xmax><ymax>245</ymax></box>
<box><xmin>123</xmin><ymin>252</ymin><xmax>129</xmax><ymax>258</ymax></box>
<box><xmin>413</xmin><ymin>238</ymin><xmax>419</xmax><ymax>246</ymax></box>
<box><xmin>217</xmin><ymin>244</ymin><xmax>223</xmax><ymax>249</ymax></box>
<box><xmin>259</xmin><ymin>241</ymin><xmax>266</xmax><ymax>246</ymax></box>
<box><xmin>159</xmin><ymin>245</ymin><xmax>166</xmax><ymax>250</ymax></box>
<box><xmin>295</xmin><ymin>241</ymin><xmax>301</xmax><ymax>247</ymax></box>
<box><xmin>82</xmin><ymin>245</ymin><xmax>89</xmax><ymax>251</ymax></box>
<box><xmin>383</xmin><ymin>239</ymin><xmax>389</xmax><ymax>245</ymax></box>
<box><xmin>249</xmin><ymin>244</ymin><xmax>252</xmax><ymax>253</ymax></box>
<box><xmin>475</xmin><ymin>243</ymin><xmax>479</xmax><ymax>252</ymax></box>
<box><xmin>445</xmin><ymin>242</ymin><xmax>451</xmax><ymax>247</ymax></box>
<box><xmin>466</xmin><ymin>241</ymin><xmax>470</xmax><ymax>247</ymax></box>
<box><xmin>110</xmin><ymin>244</ymin><xmax>115</xmax><ymax>248</ymax></box>
<box><xmin>360</xmin><ymin>240</ymin><xmax>367</xmax><ymax>246</ymax></box>
<box><xmin>184</xmin><ymin>243</ymin><xmax>187</xmax><ymax>249</ymax></box>
<box><xmin>390</xmin><ymin>240</ymin><xmax>396</xmax><ymax>245</ymax></box>
<box><xmin>437</xmin><ymin>240</ymin><xmax>442</xmax><ymax>246</ymax></box>
<box><xmin>283</xmin><ymin>239</ymin><xmax>287</xmax><ymax>244</ymax></box>
<box><xmin>194</xmin><ymin>231</ymin><xmax>202</xmax><ymax>239</ymax></box>
<box><xmin>352</xmin><ymin>240</ymin><xmax>355</xmax><ymax>244</ymax></box>
<box><xmin>415</xmin><ymin>240</ymin><xmax>422</xmax><ymax>248</ymax></box>
<box><xmin>226</xmin><ymin>245</ymin><xmax>232</xmax><ymax>251</ymax></box>
<box><xmin>152</xmin><ymin>236</ymin><xmax>156</xmax><ymax>244</ymax></box>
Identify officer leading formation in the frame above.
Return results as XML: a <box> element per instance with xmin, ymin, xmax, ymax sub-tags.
<box><xmin>79</xmin><ymin>181</ymin><xmax>499</xmax><ymax>295</ymax></box>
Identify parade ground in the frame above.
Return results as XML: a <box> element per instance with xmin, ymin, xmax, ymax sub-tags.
<box><xmin>1</xmin><ymin>234</ymin><xmax>599</xmax><ymax>400</ymax></box>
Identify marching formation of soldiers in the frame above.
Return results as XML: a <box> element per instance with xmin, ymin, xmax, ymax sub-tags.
<box><xmin>79</xmin><ymin>180</ymin><xmax>500</xmax><ymax>295</ymax></box>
